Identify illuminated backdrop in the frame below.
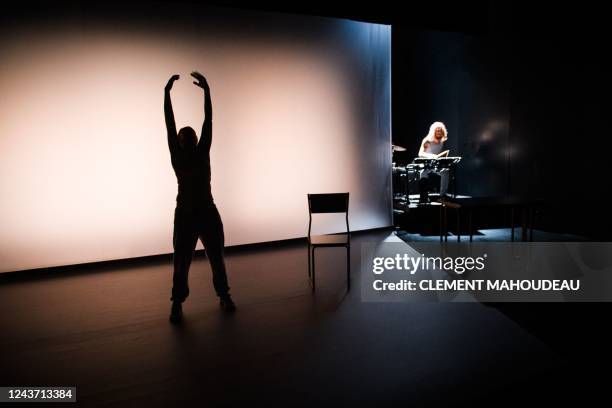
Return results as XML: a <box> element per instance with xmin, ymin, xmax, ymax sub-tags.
<box><xmin>0</xmin><ymin>6</ymin><xmax>391</xmax><ymax>273</ymax></box>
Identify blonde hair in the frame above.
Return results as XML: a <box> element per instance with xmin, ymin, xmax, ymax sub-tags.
<box><xmin>426</xmin><ymin>121</ymin><xmax>448</xmax><ymax>142</ymax></box>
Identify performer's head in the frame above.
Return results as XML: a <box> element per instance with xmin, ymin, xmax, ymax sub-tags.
<box><xmin>428</xmin><ymin>121</ymin><xmax>448</xmax><ymax>143</ymax></box>
<box><xmin>178</xmin><ymin>126</ymin><xmax>198</xmax><ymax>149</ymax></box>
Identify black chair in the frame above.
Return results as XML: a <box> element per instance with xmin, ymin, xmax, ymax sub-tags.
<box><xmin>307</xmin><ymin>193</ymin><xmax>350</xmax><ymax>292</ymax></box>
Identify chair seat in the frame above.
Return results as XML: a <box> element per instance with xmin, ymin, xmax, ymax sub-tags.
<box><xmin>309</xmin><ymin>233</ymin><xmax>350</xmax><ymax>246</ymax></box>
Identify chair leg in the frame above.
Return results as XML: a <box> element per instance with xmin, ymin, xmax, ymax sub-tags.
<box><xmin>311</xmin><ymin>247</ymin><xmax>316</xmax><ymax>292</ymax></box>
<box><xmin>307</xmin><ymin>243</ymin><xmax>311</xmax><ymax>278</ymax></box>
<box><xmin>346</xmin><ymin>245</ymin><xmax>351</xmax><ymax>291</ymax></box>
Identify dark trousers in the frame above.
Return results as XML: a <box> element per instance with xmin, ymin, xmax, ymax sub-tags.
<box><xmin>171</xmin><ymin>202</ymin><xmax>230</xmax><ymax>303</ymax></box>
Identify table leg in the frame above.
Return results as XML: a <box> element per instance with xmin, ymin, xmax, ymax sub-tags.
<box><xmin>445</xmin><ymin>205</ymin><xmax>448</xmax><ymax>242</ymax></box>
<box><xmin>439</xmin><ymin>205</ymin><xmax>443</xmax><ymax>242</ymax></box>
<box><xmin>521</xmin><ymin>205</ymin><xmax>527</xmax><ymax>242</ymax></box>
<box><xmin>469</xmin><ymin>210</ymin><xmax>473</xmax><ymax>242</ymax></box>
<box><xmin>457</xmin><ymin>209</ymin><xmax>461</xmax><ymax>242</ymax></box>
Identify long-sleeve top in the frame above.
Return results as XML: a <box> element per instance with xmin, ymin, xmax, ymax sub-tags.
<box><xmin>165</xmin><ymin>86</ymin><xmax>214</xmax><ymax>208</ymax></box>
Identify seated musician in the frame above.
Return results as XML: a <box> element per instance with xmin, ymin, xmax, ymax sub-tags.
<box><xmin>418</xmin><ymin>122</ymin><xmax>450</xmax><ymax>202</ymax></box>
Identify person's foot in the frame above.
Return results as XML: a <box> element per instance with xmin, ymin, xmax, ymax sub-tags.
<box><xmin>219</xmin><ymin>295</ymin><xmax>236</xmax><ymax>313</ymax></box>
<box><xmin>169</xmin><ymin>301</ymin><xmax>183</xmax><ymax>324</ymax></box>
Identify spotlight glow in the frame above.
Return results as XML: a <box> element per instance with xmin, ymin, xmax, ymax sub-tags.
<box><xmin>0</xmin><ymin>13</ymin><xmax>391</xmax><ymax>273</ymax></box>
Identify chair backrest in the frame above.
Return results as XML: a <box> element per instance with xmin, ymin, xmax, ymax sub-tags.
<box><xmin>308</xmin><ymin>193</ymin><xmax>349</xmax><ymax>214</ymax></box>
<box><xmin>307</xmin><ymin>193</ymin><xmax>350</xmax><ymax>238</ymax></box>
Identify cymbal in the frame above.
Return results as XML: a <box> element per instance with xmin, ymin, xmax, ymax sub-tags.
<box><xmin>392</xmin><ymin>144</ymin><xmax>407</xmax><ymax>152</ymax></box>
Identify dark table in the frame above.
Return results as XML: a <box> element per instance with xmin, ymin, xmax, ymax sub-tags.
<box><xmin>437</xmin><ymin>196</ymin><xmax>544</xmax><ymax>242</ymax></box>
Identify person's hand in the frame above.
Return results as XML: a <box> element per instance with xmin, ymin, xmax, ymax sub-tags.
<box><xmin>190</xmin><ymin>71</ymin><xmax>209</xmax><ymax>90</ymax></box>
<box><xmin>165</xmin><ymin>74</ymin><xmax>180</xmax><ymax>91</ymax></box>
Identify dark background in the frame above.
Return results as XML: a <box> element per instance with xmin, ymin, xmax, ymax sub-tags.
<box><xmin>4</xmin><ymin>0</ymin><xmax>610</xmax><ymax>239</ymax></box>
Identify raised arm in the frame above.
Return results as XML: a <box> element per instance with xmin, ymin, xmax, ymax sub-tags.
<box><xmin>191</xmin><ymin>71</ymin><xmax>212</xmax><ymax>153</ymax></box>
<box><xmin>164</xmin><ymin>74</ymin><xmax>180</xmax><ymax>154</ymax></box>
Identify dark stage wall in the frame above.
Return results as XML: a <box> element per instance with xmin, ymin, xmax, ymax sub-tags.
<box><xmin>390</xmin><ymin>1</ymin><xmax>610</xmax><ymax>239</ymax></box>
<box><xmin>505</xmin><ymin>3</ymin><xmax>611</xmax><ymax>238</ymax></box>
<box><xmin>391</xmin><ymin>28</ymin><xmax>511</xmax><ymax>198</ymax></box>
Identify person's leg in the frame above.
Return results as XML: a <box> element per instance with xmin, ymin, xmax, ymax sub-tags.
<box><xmin>439</xmin><ymin>168</ymin><xmax>450</xmax><ymax>196</ymax></box>
<box><xmin>419</xmin><ymin>169</ymin><xmax>431</xmax><ymax>203</ymax></box>
<box><xmin>171</xmin><ymin>207</ymin><xmax>199</xmax><ymax>304</ymax></box>
<box><xmin>198</xmin><ymin>204</ymin><xmax>231</xmax><ymax>300</ymax></box>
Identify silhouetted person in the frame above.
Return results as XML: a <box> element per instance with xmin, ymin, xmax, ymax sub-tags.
<box><xmin>165</xmin><ymin>71</ymin><xmax>235</xmax><ymax>324</ymax></box>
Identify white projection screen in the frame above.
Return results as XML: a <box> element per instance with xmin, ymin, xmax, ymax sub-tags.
<box><xmin>0</xmin><ymin>5</ymin><xmax>392</xmax><ymax>273</ymax></box>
